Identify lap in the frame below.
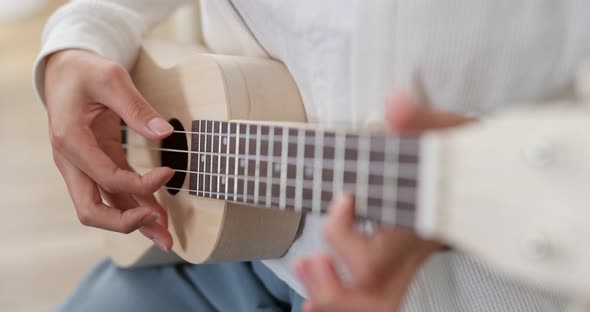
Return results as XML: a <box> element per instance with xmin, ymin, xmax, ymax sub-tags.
<box><xmin>55</xmin><ymin>259</ymin><xmax>302</xmax><ymax>312</ymax></box>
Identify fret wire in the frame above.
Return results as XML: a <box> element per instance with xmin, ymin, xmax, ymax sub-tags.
<box><xmin>201</xmin><ymin>122</ymin><xmax>207</xmax><ymax>197</ymax></box>
<box><xmin>265</xmin><ymin>127</ymin><xmax>274</xmax><ymax>207</ymax></box>
<box><xmin>356</xmin><ymin>134</ymin><xmax>370</xmax><ymax>217</ymax></box>
<box><xmin>121</xmin><ymin>125</ymin><xmax>418</xmax><ymax>155</ymax></box>
<box><xmin>332</xmin><ymin>132</ymin><xmax>345</xmax><ymax>196</ymax></box>
<box><xmin>216</xmin><ymin>122</ymin><xmax>222</xmax><ymax>199</ymax></box>
<box><xmin>125</xmin><ymin>144</ymin><xmax>419</xmax><ymax>179</ymax></box>
<box><xmin>294</xmin><ymin>129</ymin><xmax>305</xmax><ymax>212</ymax></box>
<box><xmin>164</xmin><ymin>186</ymin><xmax>408</xmax><ymax>210</ymax></box>
<box><xmin>195</xmin><ymin>120</ymin><xmax>201</xmax><ymax>195</ymax></box>
<box><xmin>254</xmin><ymin>124</ymin><xmax>262</xmax><ymax>205</ymax></box>
<box><xmin>162</xmin><ymin>186</ymin><xmax>414</xmax><ymax>227</ymax></box>
<box><xmin>142</xmin><ymin>167</ymin><xmax>416</xmax><ymax>203</ymax></box>
<box><xmin>279</xmin><ymin>128</ymin><xmax>289</xmax><ymax>209</ymax></box>
<box><xmin>122</xmin><ymin>141</ymin><xmax>417</xmax><ymax>158</ymax></box>
<box><xmin>312</xmin><ymin>129</ymin><xmax>324</xmax><ymax>214</ymax></box>
<box><xmin>207</xmin><ymin>121</ymin><xmax>213</xmax><ymax>197</ymax></box>
<box><xmin>234</xmin><ymin>124</ymin><xmax>240</xmax><ymax>202</ymax></box>
<box><xmin>128</xmin><ymin>121</ymin><xmax>419</xmax><ymax>227</ymax></box>
<box><xmin>383</xmin><ymin>138</ymin><xmax>398</xmax><ymax>223</ymax></box>
<box><xmin>203</xmin><ymin>121</ymin><xmax>209</xmax><ymax>196</ymax></box>
<box><xmin>224</xmin><ymin>125</ymin><xmax>230</xmax><ymax>200</ymax></box>
<box><xmin>243</xmin><ymin>124</ymin><xmax>251</xmax><ymax>204</ymax></box>
<box><xmin>130</xmin><ymin>121</ymin><xmax>420</xmax><ymax>227</ymax></box>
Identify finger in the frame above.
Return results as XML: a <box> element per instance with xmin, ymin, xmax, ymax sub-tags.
<box><xmin>325</xmin><ymin>195</ymin><xmax>419</xmax><ymax>288</ymax></box>
<box><xmin>302</xmin><ymin>301</ymin><xmax>317</xmax><ymax>312</ymax></box>
<box><xmin>55</xmin><ymin>152</ymin><xmax>158</xmax><ymax>233</ymax></box>
<box><xmin>134</xmin><ymin>194</ymin><xmax>168</xmax><ymax>229</ymax></box>
<box><xmin>100</xmin><ymin>136</ymin><xmax>173</xmax><ymax>250</ymax></box>
<box><xmin>295</xmin><ymin>255</ymin><xmax>382</xmax><ymax>312</ymax></box>
<box><xmin>133</xmin><ymin>194</ymin><xmax>173</xmax><ymax>250</ymax></box>
<box><xmin>101</xmin><ymin>190</ymin><xmax>172</xmax><ymax>251</ymax></box>
<box><xmin>54</xmin><ymin>124</ymin><xmax>174</xmax><ymax>195</ymax></box>
<box><xmin>323</xmin><ymin>195</ymin><xmax>371</xmax><ymax>270</ymax></box>
<box><xmin>360</xmin><ymin>228</ymin><xmax>419</xmax><ymax>285</ymax></box>
<box><xmin>385</xmin><ymin>90</ymin><xmax>474</xmax><ymax>134</ymax></box>
<box><xmin>95</xmin><ymin>64</ymin><xmax>173</xmax><ymax>139</ymax></box>
<box><xmin>100</xmin><ymin>138</ymin><xmax>170</xmax><ymax>231</ymax></box>
<box><xmin>295</xmin><ymin>255</ymin><xmax>345</xmax><ymax>309</ymax></box>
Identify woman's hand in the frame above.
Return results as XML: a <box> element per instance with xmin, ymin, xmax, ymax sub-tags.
<box><xmin>295</xmin><ymin>92</ymin><xmax>475</xmax><ymax>312</ymax></box>
<box><xmin>44</xmin><ymin>49</ymin><xmax>175</xmax><ymax>250</ymax></box>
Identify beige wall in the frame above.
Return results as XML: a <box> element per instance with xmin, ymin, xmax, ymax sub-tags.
<box><xmin>0</xmin><ymin>2</ymin><xmax>198</xmax><ymax>311</ymax></box>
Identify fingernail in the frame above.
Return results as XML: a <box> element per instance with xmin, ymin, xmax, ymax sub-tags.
<box><xmin>147</xmin><ymin>117</ymin><xmax>174</xmax><ymax>135</ymax></box>
<box><xmin>153</xmin><ymin>238</ymin><xmax>169</xmax><ymax>252</ymax></box>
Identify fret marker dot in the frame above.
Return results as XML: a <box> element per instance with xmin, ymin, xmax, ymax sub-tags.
<box><xmin>221</xmin><ymin>177</ymin><xmax>226</xmax><ymax>184</ymax></box>
<box><xmin>201</xmin><ymin>157</ymin><xmax>205</xmax><ymax>163</ymax></box>
<box><xmin>240</xmin><ymin>159</ymin><xmax>245</xmax><ymax>167</ymax></box>
<box><xmin>305</xmin><ymin>166</ymin><xmax>313</xmax><ymax>177</ymax></box>
<box><xmin>223</xmin><ymin>137</ymin><xmax>227</xmax><ymax>145</ymax></box>
<box><xmin>274</xmin><ymin>163</ymin><xmax>281</xmax><ymax>172</ymax></box>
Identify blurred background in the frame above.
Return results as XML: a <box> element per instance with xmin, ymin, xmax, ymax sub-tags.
<box><xmin>0</xmin><ymin>1</ymin><xmax>198</xmax><ymax>310</ymax></box>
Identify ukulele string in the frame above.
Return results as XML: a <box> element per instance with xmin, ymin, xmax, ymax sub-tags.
<box><xmin>121</xmin><ymin>143</ymin><xmax>419</xmax><ymax>180</ymax></box>
<box><xmin>119</xmin><ymin>125</ymin><xmax>420</xmax><ymax>155</ymax></box>
<box><xmin>138</xmin><ymin>165</ymin><xmax>416</xmax><ymax>203</ymax></box>
<box><xmin>157</xmin><ymin>186</ymin><xmax>407</xmax><ymax>224</ymax></box>
<box><xmin>120</xmin><ymin>125</ymin><xmax>419</xmax><ymax>205</ymax></box>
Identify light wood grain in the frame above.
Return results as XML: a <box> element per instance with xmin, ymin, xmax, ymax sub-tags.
<box><xmin>108</xmin><ymin>41</ymin><xmax>305</xmax><ymax>267</ymax></box>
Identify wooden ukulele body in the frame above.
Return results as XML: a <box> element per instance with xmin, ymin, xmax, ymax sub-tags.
<box><xmin>106</xmin><ymin>41</ymin><xmax>304</xmax><ymax>267</ymax></box>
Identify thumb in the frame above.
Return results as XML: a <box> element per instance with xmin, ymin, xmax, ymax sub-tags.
<box><xmin>385</xmin><ymin>90</ymin><xmax>473</xmax><ymax>134</ymax></box>
<box><xmin>100</xmin><ymin>66</ymin><xmax>173</xmax><ymax>139</ymax></box>
<box><xmin>296</xmin><ymin>255</ymin><xmax>381</xmax><ymax>312</ymax></box>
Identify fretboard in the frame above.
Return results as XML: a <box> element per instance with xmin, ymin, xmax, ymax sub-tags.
<box><xmin>187</xmin><ymin>120</ymin><xmax>420</xmax><ymax>228</ymax></box>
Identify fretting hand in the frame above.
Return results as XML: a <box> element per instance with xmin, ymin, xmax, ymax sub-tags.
<box><xmin>44</xmin><ymin>49</ymin><xmax>175</xmax><ymax>251</ymax></box>
<box><xmin>295</xmin><ymin>92</ymin><xmax>474</xmax><ymax>312</ymax></box>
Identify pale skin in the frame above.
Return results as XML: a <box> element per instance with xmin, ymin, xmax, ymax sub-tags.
<box><xmin>295</xmin><ymin>93</ymin><xmax>474</xmax><ymax>312</ymax></box>
<box><xmin>45</xmin><ymin>49</ymin><xmax>175</xmax><ymax>251</ymax></box>
<box><xmin>45</xmin><ymin>49</ymin><xmax>472</xmax><ymax>310</ymax></box>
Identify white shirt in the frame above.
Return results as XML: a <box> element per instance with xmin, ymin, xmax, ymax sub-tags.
<box><xmin>34</xmin><ymin>1</ymin><xmax>590</xmax><ymax>310</ymax></box>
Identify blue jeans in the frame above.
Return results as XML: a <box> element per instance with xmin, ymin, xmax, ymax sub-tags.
<box><xmin>55</xmin><ymin>259</ymin><xmax>303</xmax><ymax>312</ymax></box>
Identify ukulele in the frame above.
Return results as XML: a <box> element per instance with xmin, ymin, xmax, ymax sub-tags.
<box><xmin>106</xmin><ymin>40</ymin><xmax>590</xmax><ymax>297</ymax></box>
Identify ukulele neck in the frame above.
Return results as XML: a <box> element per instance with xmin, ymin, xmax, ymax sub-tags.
<box><xmin>187</xmin><ymin>120</ymin><xmax>421</xmax><ymax>228</ymax></box>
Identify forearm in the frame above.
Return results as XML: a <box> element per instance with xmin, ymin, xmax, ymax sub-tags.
<box><xmin>33</xmin><ymin>0</ymin><xmax>191</xmax><ymax>104</ymax></box>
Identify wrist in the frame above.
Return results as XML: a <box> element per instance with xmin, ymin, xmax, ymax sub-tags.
<box><xmin>45</xmin><ymin>49</ymin><xmax>97</xmax><ymax>73</ymax></box>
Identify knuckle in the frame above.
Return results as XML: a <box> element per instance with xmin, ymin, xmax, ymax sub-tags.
<box><xmin>100</xmin><ymin>181</ymin><xmax>119</xmax><ymax>194</ymax></box>
<box><xmin>97</xmin><ymin>172</ymin><xmax>119</xmax><ymax>193</ymax></box>
<box><xmin>101</xmin><ymin>169</ymin><xmax>138</xmax><ymax>194</ymax></box>
<box><xmin>139</xmin><ymin>172</ymin><xmax>158</xmax><ymax>192</ymax></box>
<box><xmin>118</xmin><ymin>222</ymin><xmax>136</xmax><ymax>234</ymax></box>
<box><xmin>125</xmin><ymin>96</ymin><xmax>153</xmax><ymax>122</ymax></box>
<box><xmin>51</xmin><ymin>150</ymin><xmax>63</xmax><ymax>168</ymax></box>
<box><xmin>100</xmin><ymin>63</ymin><xmax>127</xmax><ymax>84</ymax></box>
<box><xmin>76</xmin><ymin>208</ymin><xmax>94</xmax><ymax>227</ymax></box>
<box><xmin>49</xmin><ymin>125</ymin><xmax>68</xmax><ymax>151</ymax></box>
<box><xmin>323</xmin><ymin>222</ymin><xmax>338</xmax><ymax>245</ymax></box>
